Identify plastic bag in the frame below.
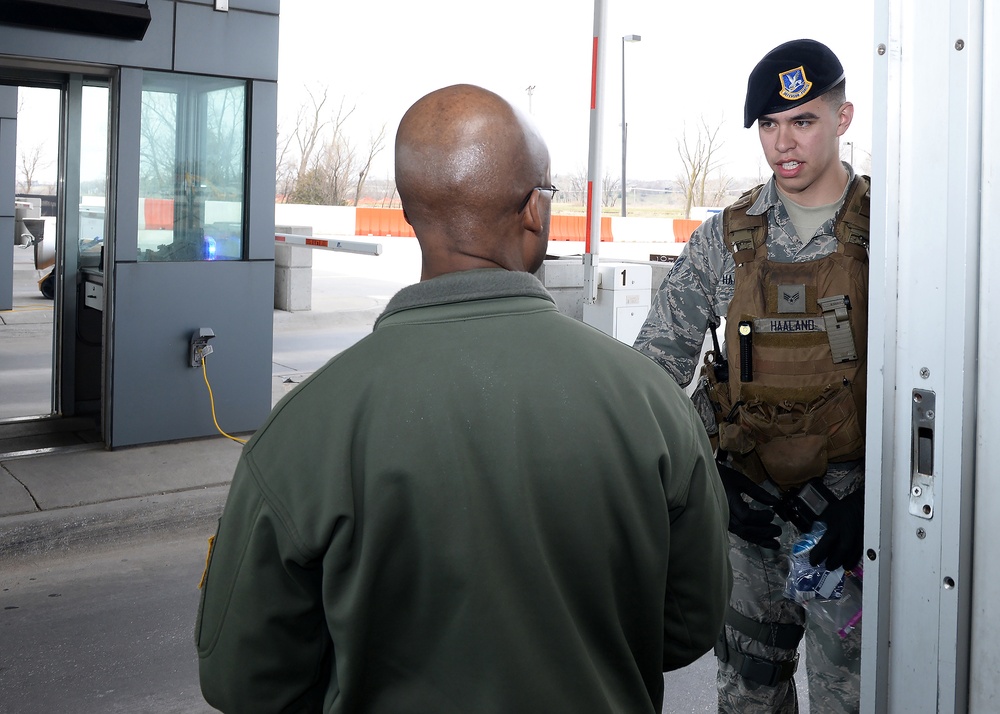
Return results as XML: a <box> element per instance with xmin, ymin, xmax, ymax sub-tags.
<box><xmin>785</xmin><ymin>522</ymin><xmax>863</xmax><ymax>638</ymax></box>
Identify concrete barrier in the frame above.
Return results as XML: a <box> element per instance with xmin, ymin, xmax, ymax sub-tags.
<box><xmin>274</xmin><ymin>224</ymin><xmax>313</xmax><ymax>311</ymax></box>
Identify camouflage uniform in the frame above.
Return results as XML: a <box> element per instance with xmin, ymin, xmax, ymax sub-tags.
<box><xmin>634</xmin><ymin>166</ymin><xmax>864</xmax><ymax>714</ymax></box>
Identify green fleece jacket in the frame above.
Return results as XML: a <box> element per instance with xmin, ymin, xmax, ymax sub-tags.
<box><xmin>197</xmin><ymin>268</ymin><xmax>731</xmax><ymax>713</ymax></box>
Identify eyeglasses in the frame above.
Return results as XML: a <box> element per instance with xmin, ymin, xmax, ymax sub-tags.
<box><xmin>517</xmin><ymin>185</ymin><xmax>559</xmax><ymax>213</ymax></box>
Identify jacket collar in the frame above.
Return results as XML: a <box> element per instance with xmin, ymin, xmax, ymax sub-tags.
<box><xmin>375</xmin><ymin>269</ymin><xmax>554</xmax><ymax>328</ymax></box>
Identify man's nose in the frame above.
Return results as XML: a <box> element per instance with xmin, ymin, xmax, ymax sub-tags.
<box><xmin>774</xmin><ymin>125</ymin><xmax>795</xmax><ymax>153</ymax></box>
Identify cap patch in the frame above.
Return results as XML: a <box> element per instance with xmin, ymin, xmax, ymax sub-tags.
<box><xmin>778</xmin><ymin>67</ymin><xmax>812</xmax><ymax>101</ymax></box>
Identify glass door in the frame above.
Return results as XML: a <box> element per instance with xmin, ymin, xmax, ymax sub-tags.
<box><xmin>0</xmin><ymin>67</ymin><xmax>111</xmax><ymax>454</ymax></box>
<box><xmin>1</xmin><ymin>83</ymin><xmax>59</xmax><ymax>421</ymax></box>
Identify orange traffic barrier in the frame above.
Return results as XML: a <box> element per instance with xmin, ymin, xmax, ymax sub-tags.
<box><xmin>548</xmin><ymin>214</ymin><xmax>613</xmax><ymax>242</ymax></box>
<box><xmin>143</xmin><ymin>198</ymin><xmax>174</xmax><ymax>230</ymax></box>
<box><xmin>353</xmin><ymin>207</ymin><xmax>612</xmax><ymax>243</ymax></box>
<box><xmin>354</xmin><ymin>207</ymin><xmax>416</xmax><ymax>238</ymax></box>
<box><xmin>672</xmin><ymin>218</ymin><xmax>702</xmax><ymax>243</ymax></box>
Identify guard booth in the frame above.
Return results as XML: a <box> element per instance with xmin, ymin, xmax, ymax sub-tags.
<box><xmin>0</xmin><ymin>1</ymin><xmax>278</xmax><ymax>450</ymax></box>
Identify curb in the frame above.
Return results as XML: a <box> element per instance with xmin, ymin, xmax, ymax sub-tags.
<box><xmin>0</xmin><ymin>485</ymin><xmax>229</xmax><ymax>566</ymax></box>
<box><xmin>271</xmin><ymin>304</ymin><xmax>385</xmax><ymax>331</ymax></box>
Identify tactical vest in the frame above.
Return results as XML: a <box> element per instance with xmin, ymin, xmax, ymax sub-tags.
<box><xmin>704</xmin><ymin>176</ymin><xmax>871</xmax><ymax>488</ymax></box>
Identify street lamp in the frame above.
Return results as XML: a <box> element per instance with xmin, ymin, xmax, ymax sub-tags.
<box><xmin>621</xmin><ymin>33</ymin><xmax>641</xmax><ymax>217</ymax></box>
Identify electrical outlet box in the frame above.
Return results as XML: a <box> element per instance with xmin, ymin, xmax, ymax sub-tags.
<box><xmin>190</xmin><ymin>328</ymin><xmax>215</xmax><ymax>367</ymax></box>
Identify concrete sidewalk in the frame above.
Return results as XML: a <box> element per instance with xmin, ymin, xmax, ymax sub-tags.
<box><xmin>0</xmin><ymin>437</ymin><xmax>237</xmax><ymax>563</ymax></box>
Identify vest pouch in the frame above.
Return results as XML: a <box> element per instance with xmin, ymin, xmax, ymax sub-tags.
<box><xmin>816</xmin><ymin>383</ymin><xmax>865</xmax><ymax>462</ymax></box>
<box><xmin>719</xmin><ymin>420</ymin><xmax>756</xmax><ymax>455</ymax></box>
<box><xmin>717</xmin><ymin>423</ymin><xmax>770</xmax><ymax>484</ymax></box>
<box><xmin>756</xmin><ymin>434</ymin><xmax>828</xmax><ymax>487</ymax></box>
<box><xmin>729</xmin><ymin>383</ymin><xmax>863</xmax><ymax>487</ymax></box>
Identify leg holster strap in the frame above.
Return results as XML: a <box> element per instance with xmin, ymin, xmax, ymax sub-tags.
<box><xmin>715</xmin><ymin>629</ymin><xmax>799</xmax><ymax>687</ymax></box>
<box><xmin>726</xmin><ymin>606</ymin><xmax>804</xmax><ymax>650</ymax></box>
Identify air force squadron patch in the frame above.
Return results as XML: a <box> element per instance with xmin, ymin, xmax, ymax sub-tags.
<box><xmin>778</xmin><ymin>66</ymin><xmax>812</xmax><ymax>101</ymax></box>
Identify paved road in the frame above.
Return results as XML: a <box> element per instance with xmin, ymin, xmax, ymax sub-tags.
<box><xmin>0</xmin><ymin>530</ymin><xmax>214</xmax><ymax>713</ymax></box>
<box><xmin>0</xmin><ymin>521</ymin><xmax>730</xmax><ymax>713</ymax></box>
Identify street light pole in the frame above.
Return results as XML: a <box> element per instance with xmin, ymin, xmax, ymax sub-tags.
<box><xmin>621</xmin><ymin>34</ymin><xmax>641</xmax><ymax>217</ymax></box>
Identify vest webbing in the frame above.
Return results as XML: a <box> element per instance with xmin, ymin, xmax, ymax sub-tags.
<box><xmin>715</xmin><ymin>176</ymin><xmax>871</xmax><ymax>487</ymax></box>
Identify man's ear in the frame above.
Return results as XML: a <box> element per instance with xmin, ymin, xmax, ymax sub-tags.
<box><xmin>520</xmin><ymin>192</ymin><xmax>543</xmax><ymax>235</ymax></box>
<box><xmin>836</xmin><ymin>101</ymin><xmax>855</xmax><ymax>137</ymax></box>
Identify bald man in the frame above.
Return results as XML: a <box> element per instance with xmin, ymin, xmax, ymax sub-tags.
<box><xmin>197</xmin><ymin>84</ymin><xmax>731</xmax><ymax>714</ymax></box>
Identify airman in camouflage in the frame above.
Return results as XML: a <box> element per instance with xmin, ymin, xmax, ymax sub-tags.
<box><xmin>634</xmin><ymin>39</ymin><xmax>867</xmax><ymax>714</ymax></box>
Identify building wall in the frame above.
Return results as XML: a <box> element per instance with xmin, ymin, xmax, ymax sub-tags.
<box><xmin>0</xmin><ymin>0</ymin><xmax>279</xmax><ymax>80</ymax></box>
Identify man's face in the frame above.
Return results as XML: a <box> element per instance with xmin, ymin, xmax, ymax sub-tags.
<box><xmin>757</xmin><ymin>94</ymin><xmax>853</xmax><ymax>205</ymax></box>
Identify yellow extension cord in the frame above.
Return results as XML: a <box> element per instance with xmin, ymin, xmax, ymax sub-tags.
<box><xmin>200</xmin><ymin>355</ymin><xmax>247</xmax><ymax>445</ymax></box>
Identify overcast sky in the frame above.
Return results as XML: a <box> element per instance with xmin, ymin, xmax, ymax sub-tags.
<box><xmin>277</xmin><ymin>1</ymin><xmax>877</xmax><ymax>183</ymax></box>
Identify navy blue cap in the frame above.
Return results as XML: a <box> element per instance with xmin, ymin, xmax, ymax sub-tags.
<box><xmin>744</xmin><ymin>39</ymin><xmax>845</xmax><ymax>128</ymax></box>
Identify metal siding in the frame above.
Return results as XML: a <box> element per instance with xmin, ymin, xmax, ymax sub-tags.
<box><xmin>970</xmin><ymin>0</ymin><xmax>1000</xmax><ymax>708</ymax></box>
<box><xmin>0</xmin><ymin>93</ymin><xmax>15</xmax><ymax>310</ymax></box>
<box><xmin>868</xmin><ymin>1</ymin><xmax>983</xmax><ymax>712</ymax></box>
<box><xmin>0</xmin><ymin>116</ymin><xmax>15</xmax><ymax>218</ymax></box>
<box><xmin>247</xmin><ymin>79</ymin><xmax>276</xmax><ymax>262</ymax></box>
<box><xmin>0</xmin><ymin>217</ymin><xmax>12</xmax><ymax>312</ymax></box>
<box><xmin>173</xmin><ymin>3</ymin><xmax>279</xmax><ymax>80</ymax></box>
<box><xmin>110</xmin><ymin>260</ymin><xmax>273</xmax><ymax>447</ymax></box>
<box><xmin>0</xmin><ymin>0</ymin><xmax>174</xmax><ymax>70</ymax></box>
<box><xmin>113</xmin><ymin>69</ymin><xmax>142</xmax><ymax>263</ymax></box>
<box><xmin>180</xmin><ymin>0</ymin><xmax>279</xmax><ymax>12</ymax></box>
<box><xmin>860</xmin><ymin>4</ymin><xmax>899</xmax><ymax>711</ymax></box>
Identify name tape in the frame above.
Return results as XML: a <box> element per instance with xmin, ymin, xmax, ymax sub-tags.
<box><xmin>753</xmin><ymin>318</ymin><xmax>826</xmax><ymax>334</ymax></box>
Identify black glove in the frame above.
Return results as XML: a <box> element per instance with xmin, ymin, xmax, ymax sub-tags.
<box><xmin>809</xmin><ymin>487</ymin><xmax>864</xmax><ymax>571</ymax></box>
<box><xmin>716</xmin><ymin>462</ymin><xmax>782</xmax><ymax>549</ymax></box>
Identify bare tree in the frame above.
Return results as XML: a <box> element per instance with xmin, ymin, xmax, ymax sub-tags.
<box><xmin>15</xmin><ymin>95</ymin><xmax>51</xmax><ymax>193</ymax></box>
<box><xmin>138</xmin><ymin>90</ymin><xmax>178</xmax><ymax>197</ymax></box>
<box><xmin>676</xmin><ymin>115</ymin><xmax>732</xmax><ymax>218</ymax></box>
<box><xmin>353</xmin><ymin>124</ymin><xmax>387</xmax><ymax>205</ymax></box>
<box><xmin>601</xmin><ymin>173</ymin><xmax>620</xmax><ymax>208</ymax></box>
<box><xmin>557</xmin><ymin>167</ymin><xmax>621</xmax><ymax>210</ymax></box>
<box><xmin>277</xmin><ymin>86</ymin><xmax>386</xmax><ymax>206</ymax></box>
<box><xmin>558</xmin><ymin>167</ymin><xmax>590</xmax><ymax>208</ymax></box>
<box><xmin>18</xmin><ymin>143</ymin><xmax>50</xmax><ymax>193</ymax></box>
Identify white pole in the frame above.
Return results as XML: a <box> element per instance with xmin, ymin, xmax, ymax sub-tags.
<box><xmin>583</xmin><ymin>0</ymin><xmax>607</xmax><ymax>304</ymax></box>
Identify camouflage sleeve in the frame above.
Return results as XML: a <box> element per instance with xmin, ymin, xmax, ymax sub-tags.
<box><xmin>633</xmin><ymin>214</ymin><xmax>734</xmax><ymax>388</ymax></box>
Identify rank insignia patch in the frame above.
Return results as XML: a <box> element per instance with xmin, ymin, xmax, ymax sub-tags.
<box><xmin>778</xmin><ymin>67</ymin><xmax>812</xmax><ymax>101</ymax></box>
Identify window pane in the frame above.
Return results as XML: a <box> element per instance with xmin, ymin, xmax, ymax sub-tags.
<box><xmin>138</xmin><ymin>72</ymin><xmax>246</xmax><ymax>261</ymax></box>
<box><xmin>80</xmin><ymin>83</ymin><xmax>109</xmax><ymax>267</ymax></box>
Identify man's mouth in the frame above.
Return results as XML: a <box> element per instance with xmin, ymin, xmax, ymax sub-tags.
<box><xmin>781</xmin><ymin>161</ymin><xmax>800</xmax><ymax>170</ymax></box>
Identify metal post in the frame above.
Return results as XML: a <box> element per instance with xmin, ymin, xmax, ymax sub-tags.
<box><xmin>583</xmin><ymin>0</ymin><xmax>608</xmax><ymax>304</ymax></box>
<box><xmin>621</xmin><ymin>34</ymin><xmax>641</xmax><ymax>218</ymax></box>
<box><xmin>621</xmin><ymin>37</ymin><xmax>626</xmax><ymax>218</ymax></box>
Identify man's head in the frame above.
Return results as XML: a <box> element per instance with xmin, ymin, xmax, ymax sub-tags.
<box><xmin>395</xmin><ymin>84</ymin><xmax>553</xmax><ymax>280</ymax></box>
<box><xmin>745</xmin><ymin>40</ymin><xmax>853</xmax><ymax>204</ymax></box>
